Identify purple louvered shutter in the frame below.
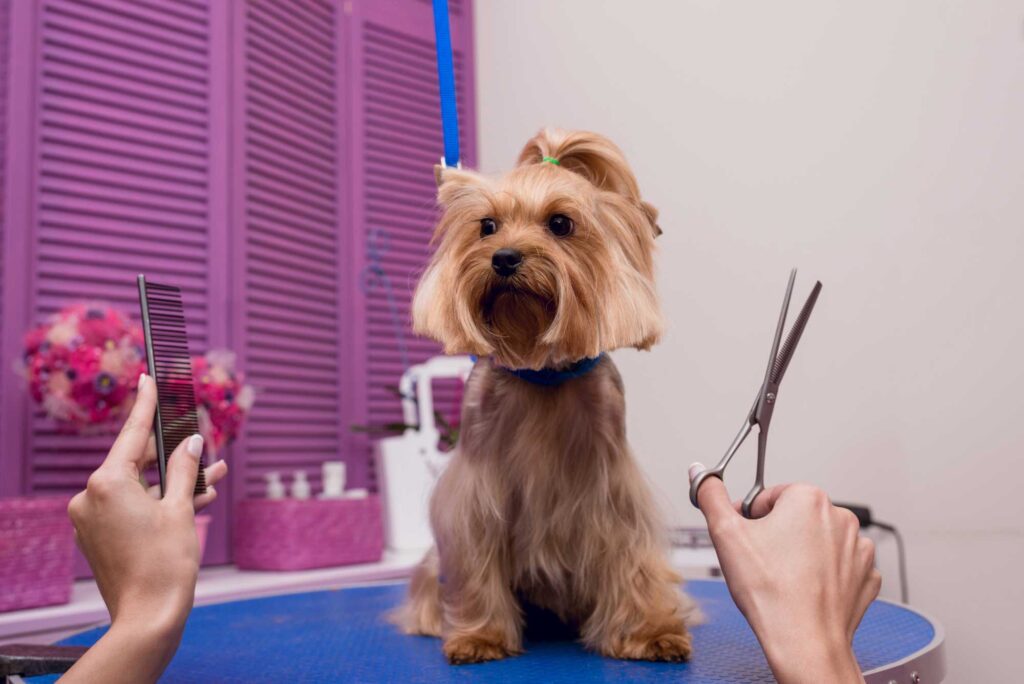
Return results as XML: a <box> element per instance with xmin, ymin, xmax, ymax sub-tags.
<box><xmin>345</xmin><ymin>0</ymin><xmax>477</xmax><ymax>490</ymax></box>
<box><xmin>0</xmin><ymin>0</ymin><xmax>232</xmax><ymax>563</ymax></box>
<box><xmin>229</xmin><ymin>0</ymin><xmax>346</xmax><ymax>499</ymax></box>
<box><xmin>0</xmin><ymin>0</ymin><xmax>476</xmax><ymax>563</ymax></box>
<box><xmin>0</xmin><ymin>0</ymin><xmax>9</xmax><ymax>479</ymax></box>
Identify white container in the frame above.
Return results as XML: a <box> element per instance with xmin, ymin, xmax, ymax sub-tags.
<box><xmin>265</xmin><ymin>472</ymin><xmax>286</xmax><ymax>500</ymax></box>
<box><xmin>320</xmin><ymin>461</ymin><xmax>346</xmax><ymax>499</ymax></box>
<box><xmin>375</xmin><ymin>355</ymin><xmax>473</xmax><ymax>553</ymax></box>
<box><xmin>290</xmin><ymin>470</ymin><xmax>311</xmax><ymax>500</ymax></box>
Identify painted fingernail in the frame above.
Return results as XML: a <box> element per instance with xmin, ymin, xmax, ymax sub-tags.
<box><xmin>138</xmin><ymin>373</ymin><xmax>148</xmax><ymax>389</ymax></box>
<box><xmin>187</xmin><ymin>434</ymin><xmax>204</xmax><ymax>458</ymax></box>
<box><xmin>688</xmin><ymin>462</ymin><xmax>706</xmax><ymax>482</ymax></box>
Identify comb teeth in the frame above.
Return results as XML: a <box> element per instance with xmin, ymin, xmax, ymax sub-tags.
<box><xmin>138</xmin><ymin>276</ymin><xmax>205</xmax><ymax>496</ymax></box>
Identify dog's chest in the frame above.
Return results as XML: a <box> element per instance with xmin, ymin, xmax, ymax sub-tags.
<box><xmin>462</xmin><ymin>362</ymin><xmax>632</xmax><ymax>596</ymax></box>
<box><xmin>501</xmin><ymin>409</ymin><xmax>621</xmax><ymax>599</ymax></box>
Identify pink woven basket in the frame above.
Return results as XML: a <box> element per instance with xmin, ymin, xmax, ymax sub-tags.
<box><xmin>0</xmin><ymin>496</ymin><xmax>75</xmax><ymax>613</ymax></box>
<box><xmin>233</xmin><ymin>496</ymin><xmax>384</xmax><ymax>571</ymax></box>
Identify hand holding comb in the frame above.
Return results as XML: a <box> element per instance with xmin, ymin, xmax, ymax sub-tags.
<box><xmin>137</xmin><ymin>274</ymin><xmax>206</xmax><ymax>497</ymax></box>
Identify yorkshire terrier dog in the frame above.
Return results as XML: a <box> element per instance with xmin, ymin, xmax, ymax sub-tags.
<box><xmin>396</xmin><ymin>129</ymin><xmax>695</xmax><ymax>664</ymax></box>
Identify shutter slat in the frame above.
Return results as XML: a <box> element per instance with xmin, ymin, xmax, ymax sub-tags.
<box><xmin>43</xmin><ymin>7</ymin><xmax>207</xmax><ymax>69</ymax></box>
<box><xmin>42</xmin><ymin>97</ymin><xmax>206</xmax><ymax>142</ymax></box>
<box><xmin>71</xmin><ymin>0</ymin><xmax>208</xmax><ymax>42</ymax></box>
<box><xmin>248</xmin><ymin>1</ymin><xmax>334</xmax><ymax>57</ymax></box>
<box><xmin>41</xmin><ymin>142</ymin><xmax>207</xmax><ymax>186</ymax></box>
<box><xmin>247</xmin><ymin>95</ymin><xmax>335</xmax><ymax>150</ymax></box>
<box><xmin>247</xmin><ymin>126</ymin><xmax>335</xmax><ymax>177</ymax></box>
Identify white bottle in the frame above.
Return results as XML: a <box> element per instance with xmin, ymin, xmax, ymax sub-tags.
<box><xmin>319</xmin><ymin>461</ymin><xmax>346</xmax><ymax>499</ymax></box>
<box><xmin>291</xmin><ymin>470</ymin><xmax>311</xmax><ymax>500</ymax></box>
<box><xmin>265</xmin><ymin>472</ymin><xmax>285</xmax><ymax>500</ymax></box>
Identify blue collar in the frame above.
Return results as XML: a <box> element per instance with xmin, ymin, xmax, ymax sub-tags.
<box><xmin>500</xmin><ymin>354</ymin><xmax>605</xmax><ymax>387</ymax></box>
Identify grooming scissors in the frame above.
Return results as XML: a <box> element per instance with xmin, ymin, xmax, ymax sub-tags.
<box><xmin>689</xmin><ymin>269</ymin><xmax>822</xmax><ymax>518</ymax></box>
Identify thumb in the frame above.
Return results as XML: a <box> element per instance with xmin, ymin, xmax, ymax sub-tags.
<box><xmin>164</xmin><ymin>434</ymin><xmax>203</xmax><ymax>503</ymax></box>
<box><xmin>689</xmin><ymin>462</ymin><xmax>738</xmax><ymax>525</ymax></box>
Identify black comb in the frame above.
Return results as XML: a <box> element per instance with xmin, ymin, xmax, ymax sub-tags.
<box><xmin>137</xmin><ymin>274</ymin><xmax>205</xmax><ymax>497</ymax></box>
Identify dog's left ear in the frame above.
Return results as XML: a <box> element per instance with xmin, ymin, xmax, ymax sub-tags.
<box><xmin>641</xmin><ymin>200</ymin><xmax>663</xmax><ymax>238</ymax></box>
<box><xmin>517</xmin><ymin>129</ymin><xmax>662</xmax><ymax>239</ymax></box>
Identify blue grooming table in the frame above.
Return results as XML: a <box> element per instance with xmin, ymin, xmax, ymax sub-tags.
<box><xmin>30</xmin><ymin>579</ymin><xmax>944</xmax><ymax>683</ymax></box>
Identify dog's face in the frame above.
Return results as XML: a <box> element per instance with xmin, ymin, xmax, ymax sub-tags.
<box><xmin>413</xmin><ymin>130</ymin><xmax>663</xmax><ymax>370</ymax></box>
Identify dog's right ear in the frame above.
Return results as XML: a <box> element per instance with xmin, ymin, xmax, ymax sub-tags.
<box><xmin>434</xmin><ymin>166</ymin><xmax>488</xmax><ymax>207</ymax></box>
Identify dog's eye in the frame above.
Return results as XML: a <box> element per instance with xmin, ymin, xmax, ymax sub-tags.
<box><xmin>547</xmin><ymin>214</ymin><xmax>574</xmax><ymax>238</ymax></box>
<box><xmin>480</xmin><ymin>218</ymin><xmax>497</xmax><ymax>237</ymax></box>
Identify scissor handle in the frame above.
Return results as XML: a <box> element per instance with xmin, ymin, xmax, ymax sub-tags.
<box><xmin>692</xmin><ymin>470</ymin><xmax>764</xmax><ymax>520</ymax></box>
<box><xmin>688</xmin><ymin>466</ymin><xmax>724</xmax><ymax>508</ymax></box>
<box><xmin>690</xmin><ymin>418</ymin><xmax>753</xmax><ymax>510</ymax></box>
<box><xmin>740</xmin><ymin>427</ymin><xmax>770</xmax><ymax>518</ymax></box>
<box><xmin>740</xmin><ymin>483</ymin><xmax>764</xmax><ymax>518</ymax></box>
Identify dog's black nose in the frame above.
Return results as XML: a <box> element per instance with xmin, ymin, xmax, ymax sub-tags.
<box><xmin>491</xmin><ymin>248</ymin><xmax>523</xmax><ymax>277</ymax></box>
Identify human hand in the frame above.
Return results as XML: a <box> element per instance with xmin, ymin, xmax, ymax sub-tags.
<box><xmin>63</xmin><ymin>374</ymin><xmax>227</xmax><ymax>683</ymax></box>
<box><xmin>689</xmin><ymin>464</ymin><xmax>880</xmax><ymax>684</ymax></box>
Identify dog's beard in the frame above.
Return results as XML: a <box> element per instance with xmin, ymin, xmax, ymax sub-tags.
<box><xmin>480</xmin><ymin>284</ymin><xmax>557</xmax><ymax>369</ymax></box>
<box><xmin>441</xmin><ymin>251</ymin><xmax>613</xmax><ymax>369</ymax></box>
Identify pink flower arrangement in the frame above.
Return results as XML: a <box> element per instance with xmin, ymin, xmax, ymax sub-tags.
<box><xmin>193</xmin><ymin>350</ymin><xmax>254</xmax><ymax>455</ymax></box>
<box><xmin>21</xmin><ymin>303</ymin><xmax>145</xmax><ymax>431</ymax></box>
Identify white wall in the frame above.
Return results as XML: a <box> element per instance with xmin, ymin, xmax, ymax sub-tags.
<box><xmin>474</xmin><ymin>1</ymin><xmax>1023</xmax><ymax>679</ymax></box>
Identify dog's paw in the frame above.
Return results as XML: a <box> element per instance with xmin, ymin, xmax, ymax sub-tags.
<box><xmin>604</xmin><ymin>629</ymin><xmax>693</xmax><ymax>662</ymax></box>
<box><xmin>443</xmin><ymin>633</ymin><xmax>514</xmax><ymax>665</ymax></box>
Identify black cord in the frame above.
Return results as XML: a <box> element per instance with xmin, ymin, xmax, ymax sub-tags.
<box><xmin>872</xmin><ymin>519</ymin><xmax>909</xmax><ymax>604</ymax></box>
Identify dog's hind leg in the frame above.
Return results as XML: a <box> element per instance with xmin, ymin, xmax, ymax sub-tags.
<box><xmin>391</xmin><ymin>547</ymin><xmax>443</xmax><ymax>637</ymax></box>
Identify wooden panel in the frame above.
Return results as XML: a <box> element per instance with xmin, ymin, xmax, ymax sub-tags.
<box><xmin>346</xmin><ymin>0</ymin><xmax>476</xmax><ymax>490</ymax></box>
<box><xmin>236</xmin><ymin>0</ymin><xmax>342</xmax><ymax>499</ymax></box>
<box><xmin>0</xmin><ymin>0</ymin><xmax>9</xmax><ymax>470</ymax></box>
<box><xmin>25</xmin><ymin>0</ymin><xmax>216</xmax><ymax>495</ymax></box>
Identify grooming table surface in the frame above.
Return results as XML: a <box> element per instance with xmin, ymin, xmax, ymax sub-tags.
<box><xmin>32</xmin><ymin>580</ymin><xmax>939</xmax><ymax>683</ymax></box>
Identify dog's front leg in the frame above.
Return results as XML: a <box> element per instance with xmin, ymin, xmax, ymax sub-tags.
<box><xmin>582</xmin><ymin>553</ymin><xmax>693</xmax><ymax>662</ymax></box>
<box><xmin>434</xmin><ymin>468</ymin><xmax>522</xmax><ymax>664</ymax></box>
<box><xmin>440</xmin><ymin>558</ymin><xmax>522</xmax><ymax>664</ymax></box>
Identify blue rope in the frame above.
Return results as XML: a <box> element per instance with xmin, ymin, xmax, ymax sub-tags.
<box><xmin>431</xmin><ymin>0</ymin><xmax>460</xmax><ymax>167</ymax></box>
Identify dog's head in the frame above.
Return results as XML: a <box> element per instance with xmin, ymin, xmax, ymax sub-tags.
<box><xmin>412</xmin><ymin>129</ymin><xmax>663</xmax><ymax>369</ymax></box>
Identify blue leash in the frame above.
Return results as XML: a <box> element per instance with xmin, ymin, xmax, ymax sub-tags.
<box><xmin>431</xmin><ymin>0</ymin><xmax>460</xmax><ymax>168</ymax></box>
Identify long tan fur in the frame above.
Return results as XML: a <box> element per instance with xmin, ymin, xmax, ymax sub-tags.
<box><xmin>396</xmin><ymin>129</ymin><xmax>696</xmax><ymax>664</ymax></box>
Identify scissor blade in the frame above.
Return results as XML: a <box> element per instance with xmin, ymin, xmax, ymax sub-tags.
<box><xmin>771</xmin><ymin>281</ymin><xmax>822</xmax><ymax>384</ymax></box>
<box><xmin>762</xmin><ymin>269</ymin><xmax>797</xmax><ymax>390</ymax></box>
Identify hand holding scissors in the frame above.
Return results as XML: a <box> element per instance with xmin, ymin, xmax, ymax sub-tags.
<box><xmin>689</xmin><ymin>269</ymin><xmax>822</xmax><ymax>518</ymax></box>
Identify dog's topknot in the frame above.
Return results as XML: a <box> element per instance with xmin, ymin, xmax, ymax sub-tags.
<box><xmin>516</xmin><ymin>129</ymin><xmax>661</xmax><ymax>237</ymax></box>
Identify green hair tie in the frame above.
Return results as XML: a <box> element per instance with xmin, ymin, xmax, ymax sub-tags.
<box><xmin>542</xmin><ymin>155</ymin><xmax>560</xmax><ymax>166</ymax></box>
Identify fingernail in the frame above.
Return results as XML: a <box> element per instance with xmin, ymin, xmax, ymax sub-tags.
<box><xmin>138</xmin><ymin>373</ymin><xmax>148</xmax><ymax>389</ymax></box>
<box><xmin>187</xmin><ymin>434</ymin><xmax>204</xmax><ymax>458</ymax></box>
<box><xmin>688</xmin><ymin>462</ymin><xmax>706</xmax><ymax>482</ymax></box>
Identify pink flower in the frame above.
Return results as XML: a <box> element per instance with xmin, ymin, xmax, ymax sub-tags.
<box><xmin>192</xmin><ymin>350</ymin><xmax>254</xmax><ymax>452</ymax></box>
<box><xmin>20</xmin><ymin>303</ymin><xmax>144</xmax><ymax>432</ymax></box>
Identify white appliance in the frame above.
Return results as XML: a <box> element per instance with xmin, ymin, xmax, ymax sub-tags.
<box><xmin>375</xmin><ymin>355</ymin><xmax>474</xmax><ymax>554</ymax></box>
